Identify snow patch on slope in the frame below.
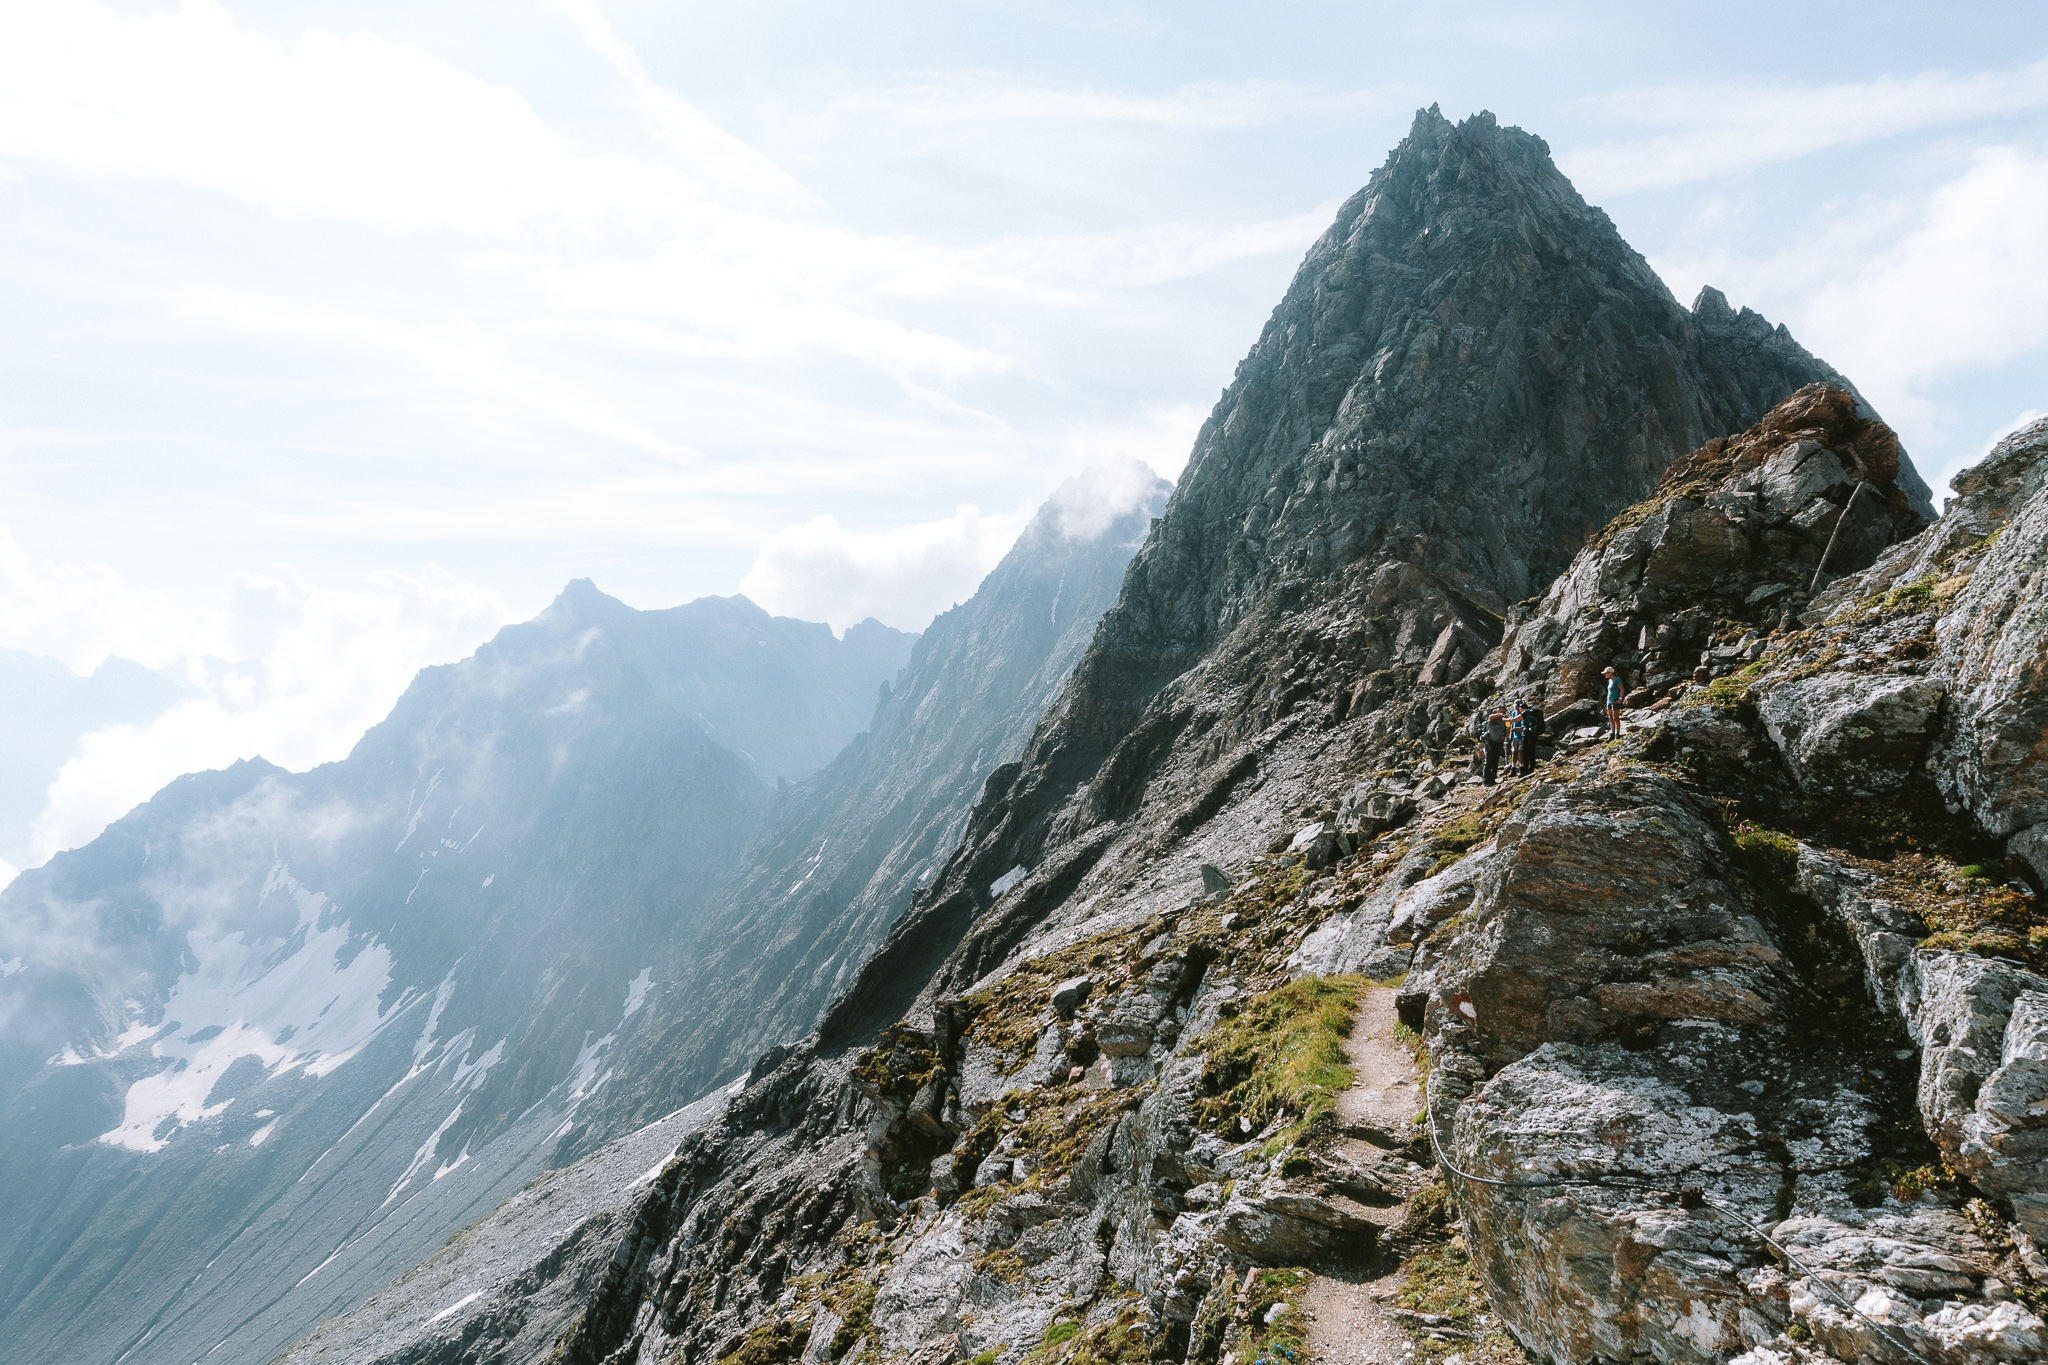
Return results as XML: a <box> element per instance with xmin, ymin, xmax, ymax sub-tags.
<box><xmin>89</xmin><ymin>861</ymin><xmax>403</xmax><ymax>1153</ymax></box>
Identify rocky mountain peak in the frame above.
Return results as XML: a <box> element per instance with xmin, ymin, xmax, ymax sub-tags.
<box><xmin>842</xmin><ymin>109</ymin><xmax>1880</xmax><ymax>1026</ymax></box>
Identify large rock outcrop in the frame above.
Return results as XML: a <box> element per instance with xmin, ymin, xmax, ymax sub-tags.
<box><xmin>1396</xmin><ymin>406</ymin><xmax>2048</xmax><ymax>1364</ymax></box>
<box><xmin>1824</xmin><ymin>416</ymin><xmax>2048</xmax><ymax>885</ymax></box>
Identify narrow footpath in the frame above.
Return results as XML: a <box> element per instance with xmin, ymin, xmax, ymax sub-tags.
<box><xmin>1300</xmin><ymin>984</ymin><xmax>1424</xmax><ymax>1365</ymax></box>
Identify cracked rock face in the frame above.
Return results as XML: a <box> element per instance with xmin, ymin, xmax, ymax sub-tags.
<box><xmin>1426</xmin><ymin>778</ymin><xmax>2048</xmax><ymax>1365</ymax></box>
<box><xmin>1405</xmin><ymin>401</ymin><xmax>2048</xmax><ymax>1365</ymax></box>
<box><xmin>1900</xmin><ymin>417</ymin><xmax>2048</xmax><ymax>873</ymax></box>
<box><xmin>1758</xmin><ymin>673</ymin><xmax>1947</xmax><ymax>798</ymax></box>
<box><xmin>1407</xmin><ymin>766</ymin><xmax>1799</xmax><ymax>1071</ymax></box>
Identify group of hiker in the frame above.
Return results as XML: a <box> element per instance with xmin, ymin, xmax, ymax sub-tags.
<box><xmin>1472</xmin><ymin>665</ymin><xmax>1627</xmax><ymax>785</ymax></box>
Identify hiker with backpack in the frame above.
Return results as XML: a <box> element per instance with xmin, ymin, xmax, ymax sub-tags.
<box><xmin>1481</xmin><ymin>707</ymin><xmax>1508</xmax><ymax>784</ymax></box>
<box><xmin>1512</xmin><ymin>697</ymin><xmax>1546</xmax><ymax>775</ymax></box>
<box><xmin>1507</xmin><ymin>700</ymin><xmax>1529</xmax><ymax>776</ymax></box>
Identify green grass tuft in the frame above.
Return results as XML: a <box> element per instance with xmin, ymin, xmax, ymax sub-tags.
<box><xmin>1192</xmin><ymin>975</ymin><xmax>1364</xmax><ymax>1145</ymax></box>
<box><xmin>1681</xmin><ymin>660</ymin><xmax>1765</xmax><ymax>714</ymax></box>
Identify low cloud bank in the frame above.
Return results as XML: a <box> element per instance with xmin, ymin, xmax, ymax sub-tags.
<box><xmin>739</xmin><ymin>502</ymin><xmax>1035</xmax><ymax>634</ymax></box>
<box><xmin>0</xmin><ymin>534</ymin><xmax>506</xmax><ymax>866</ymax></box>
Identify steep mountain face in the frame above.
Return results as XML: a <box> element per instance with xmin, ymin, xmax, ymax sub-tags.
<box><xmin>571</xmin><ymin>463</ymin><xmax>1171</xmax><ymax>1151</ymax></box>
<box><xmin>1394</xmin><ymin>404</ymin><xmax>2048</xmax><ymax>1364</ymax></box>
<box><xmin>304</xmin><ymin>108</ymin><xmax>1953</xmax><ymax>1365</ymax></box>
<box><xmin>0</xmin><ymin>648</ymin><xmax>188</xmax><ymax>873</ymax></box>
<box><xmin>0</xmin><ymin>589</ymin><xmax>915</xmax><ymax>1365</ymax></box>
<box><xmin>833</xmin><ymin>105</ymin><xmax>1867</xmax><ymax>1042</ymax></box>
<box><xmin>272</xmin><ymin>468</ymin><xmax>1170</xmax><ymax>1364</ymax></box>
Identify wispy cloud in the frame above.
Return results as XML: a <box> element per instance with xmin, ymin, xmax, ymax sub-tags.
<box><xmin>1564</xmin><ymin>58</ymin><xmax>2048</xmax><ymax>194</ymax></box>
<box><xmin>0</xmin><ymin>536</ymin><xmax>507</xmax><ymax>862</ymax></box>
<box><xmin>832</xmin><ymin>75</ymin><xmax>1399</xmax><ymax>130</ymax></box>
<box><xmin>1648</xmin><ymin>140</ymin><xmax>2048</xmax><ymax>493</ymax></box>
<box><xmin>0</xmin><ymin>0</ymin><xmax>1317</xmax><ymax>478</ymax></box>
<box><xmin>739</xmin><ymin>501</ymin><xmax>1036</xmax><ymax>632</ymax></box>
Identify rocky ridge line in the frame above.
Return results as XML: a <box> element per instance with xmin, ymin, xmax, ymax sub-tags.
<box><xmin>530</xmin><ymin>399</ymin><xmax>2044</xmax><ymax>1365</ymax></box>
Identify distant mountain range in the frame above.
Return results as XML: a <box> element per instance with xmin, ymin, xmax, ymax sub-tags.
<box><xmin>0</xmin><ymin>648</ymin><xmax>190</xmax><ymax>874</ymax></box>
<box><xmin>0</xmin><ymin>469</ymin><xmax>1163</xmax><ymax>1365</ymax></box>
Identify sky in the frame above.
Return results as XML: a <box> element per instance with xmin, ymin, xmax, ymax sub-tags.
<box><xmin>1</xmin><ymin>0</ymin><xmax>2045</xmax><ymax>877</ymax></box>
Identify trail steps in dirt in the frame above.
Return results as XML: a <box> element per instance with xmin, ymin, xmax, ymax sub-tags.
<box><xmin>1300</xmin><ymin>985</ymin><xmax>1424</xmax><ymax>1365</ymax></box>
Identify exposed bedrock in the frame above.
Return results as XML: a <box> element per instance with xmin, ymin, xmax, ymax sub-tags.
<box><xmin>1411</xmin><ymin>404</ymin><xmax>2048</xmax><ymax>1364</ymax></box>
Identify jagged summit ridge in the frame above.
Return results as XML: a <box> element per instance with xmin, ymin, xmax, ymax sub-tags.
<box><xmin>839</xmin><ymin>106</ymin><xmax>1875</xmax><ymax>1030</ymax></box>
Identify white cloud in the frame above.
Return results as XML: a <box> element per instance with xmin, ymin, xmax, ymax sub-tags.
<box><xmin>739</xmin><ymin>502</ymin><xmax>1035</xmax><ymax>633</ymax></box>
<box><xmin>1040</xmin><ymin>459</ymin><xmax>1168</xmax><ymax>543</ymax></box>
<box><xmin>0</xmin><ymin>0</ymin><xmax>794</xmax><ymax>236</ymax></box>
<box><xmin>0</xmin><ymin>526</ymin><xmax>188</xmax><ymax>674</ymax></box>
<box><xmin>833</xmin><ymin>76</ymin><xmax>1396</xmax><ymax>130</ymax></box>
<box><xmin>1805</xmin><ymin>147</ymin><xmax>2048</xmax><ymax>391</ymax></box>
<box><xmin>11</xmin><ymin>558</ymin><xmax>505</xmax><ymax>863</ymax></box>
<box><xmin>1565</xmin><ymin>58</ymin><xmax>2048</xmax><ymax>194</ymax></box>
<box><xmin>1646</xmin><ymin>142</ymin><xmax>2048</xmax><ymax>489</ymax></box>
<box><xmin>1055</xmin><ymin>405</ymin><xmax>1206</xmax><ymax>486</ymax></box>
<box><xmin>0</xmin><ymin>0</ymin><xmax>1315</xmax><ymax>412</ymax></box>
<box><xmin>736</xmin><ymin>444</ymin><xmax>1181</xmax><ymax>632</ymax></box>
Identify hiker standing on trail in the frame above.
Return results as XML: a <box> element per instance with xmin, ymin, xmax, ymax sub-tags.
<box><xmin>1510</xmin><ymin>698</ymin><xmax>1541</xmax><ymax>776</ymax></box>
<box><xmin>1507</xmin><ymin>700</ymin><xmax>1529</xmax><ymax>776</ymax></box>
<box><xmin>1482</xmin><ymin>707</ymin><xmax>1508</xmax><ymax>784</ymax></box>
<box><xmin>1604</xmin><ymin>666</ymin><xmax>1624</xmax><ymax>741</ymax></box>
<box><xmin>1521</xmin><ymin>698</ymin><xmax>1547</xmax><ymax>774</ymax></box>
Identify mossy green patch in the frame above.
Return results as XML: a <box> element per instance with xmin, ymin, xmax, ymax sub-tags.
<box><xmin>1878</xmin><ymin>854</ymin><xmax>2046</xmax><ymax>967</ymax></box>
<box><xmin>851</xmin><ymin>1023</ymin><xmax>948</xmax><ymax>1101</ymax></box>
<box><xmin>1730</xmin><ymin>821</ymin><xmax>1799</xmax><ymax>871</ymax></box>
<box><xmin>1026</xmin><ymin>1297</ymin><xmax>1149</xmax><ymax>1365</ymax></box>
<box><xmin>1680</xmin><ymin>660</ymin><xmax>1764</xmax><ymax>714</ymax></box>
<box><xmin>1396</xmin><ymin>1231</ymin><xmax>1528</xmax><ymax>1364</ymax></box>
<box><xmin>1192</xmin><ymin>975</ymin><xmax>1363</xmax><ymax>1145</ymax></box>
<box><xmin>1238</xmin><ymin>1268</ymin><xmax>1309</xmax><ymax>1365</ymax></box>
<box><xmin>1888</xmin><ymin>1158</ymin><xmax>1966</xmax><ymax>1203</ymax></box>
<box><xmin>718</xmin><ymin>1319</ymin><xmax>804</xmax><ymax>1365</ymax></box>
<box><xmin>972</xmin><ymin>1246</ymin><xmax>1028</xmax><ymax>1285</ymax></box>
<box><xmin>955</xmin><ymin>923</ymin><xmax>1144</xmax><ymax>1062</ymax></box>
<box><xmin>1008</xmin><ymin>1088</ymin><xmax>1145</xmax><ymax>1189</ymax></box>
<box><xmin>1874</xmin><ymin>575</ymin><xmax>1937</xmax><ymax>613</ymax></box>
